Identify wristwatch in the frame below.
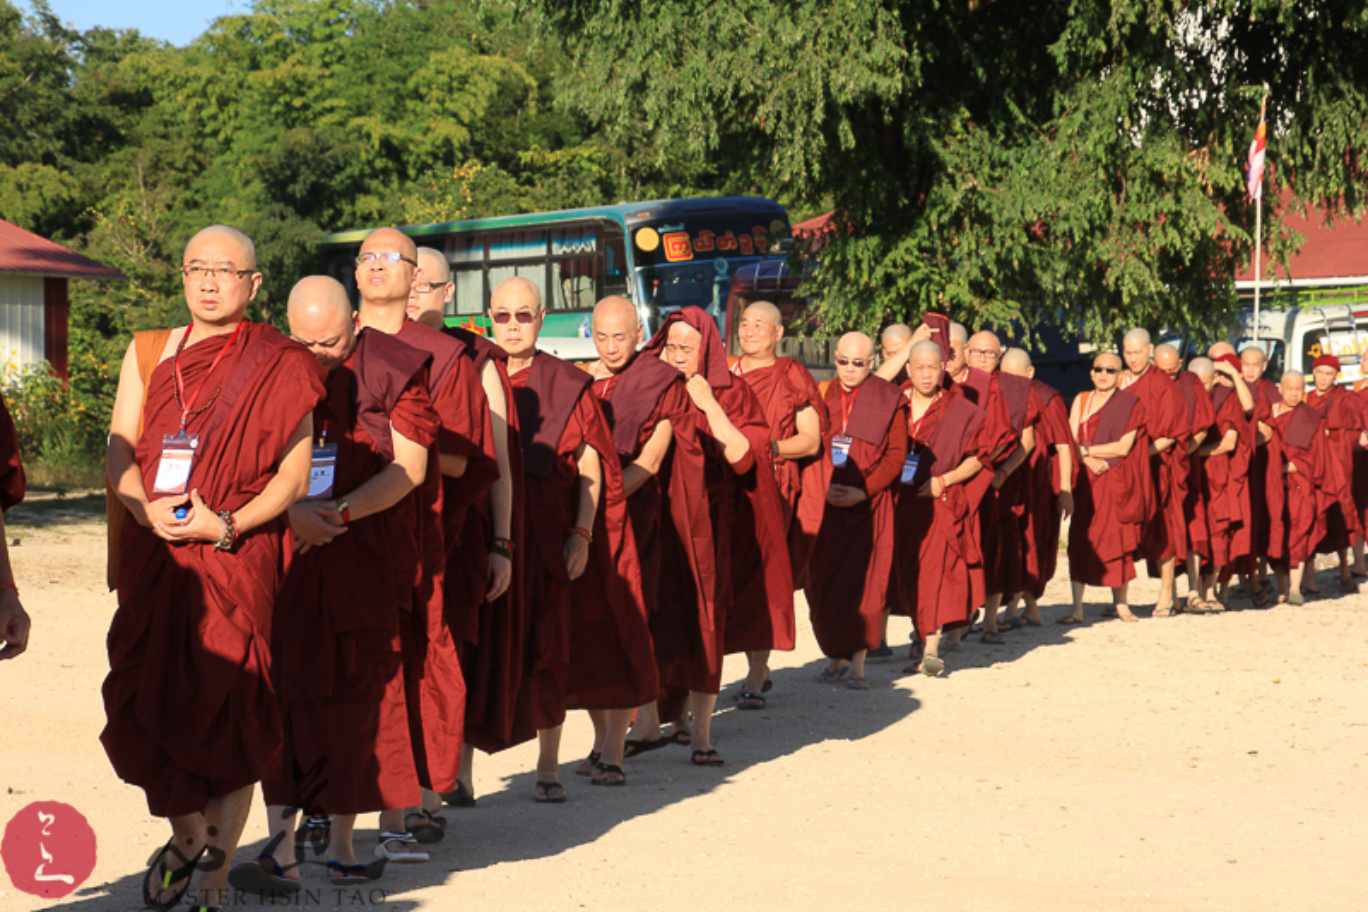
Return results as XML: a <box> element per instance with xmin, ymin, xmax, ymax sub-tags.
<box><xmin>336</xmin><ymin>499</ymin><xmax>351</xmax><ymax>523</ymax></box>
<box><xmin>1080</xmin><ymin>444</ymin><xmax>1090</xmax><ymax>457</ymax></box>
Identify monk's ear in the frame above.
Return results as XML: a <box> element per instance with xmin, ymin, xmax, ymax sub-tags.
<box><xmin>1028</xmin><ymin>366</ymin><xmax>1035</xmax><ymax>379</ymax></box>
<box><xmin>773</xmin><ymin>321</ymin><xmax>785</xmax><ymax>342</ymax></box>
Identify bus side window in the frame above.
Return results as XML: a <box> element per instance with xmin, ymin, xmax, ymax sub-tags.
<box><xmin>452</xmin><ymin>265</ymin><xmax>483</xmax><ymax>315</ymax></box>
<box><xmin>554</xmin><ymin>257</ymin><xmax>600</xmax><ymax>310</ymax></box>
<box><xmin>604</xmin><ymin>224</ymin><xmax>629</xmax><ymax>298</ymax></box>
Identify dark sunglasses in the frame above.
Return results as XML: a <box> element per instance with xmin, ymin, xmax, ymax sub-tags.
<box><xmin>492</xmin><ymin>311</ymin><xmax>536</xmax><ymax>325</ymax></box>
<box><xmin>835</xmin><ymin>357</ymin><xmax>869</xmax><ymax>368</ymax></box>
<box><xmin>1091</xmin><ymin>366</ymin><xmax>1120</xmax><ymax>375</ymax></box>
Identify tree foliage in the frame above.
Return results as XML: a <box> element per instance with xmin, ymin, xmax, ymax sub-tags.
<box><xmin>536</xmin><ymin>0</ymin><xmax>1368</xmax><ymax>345</ymax></box>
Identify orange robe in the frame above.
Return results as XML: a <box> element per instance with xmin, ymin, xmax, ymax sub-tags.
<box><xmin>262</xmin><ymin>329</ymin><xmax>438</xmax><ymax>814</ymax></box>
<box><xmin>101</xmin><ymin>323</ymin><xmax>326</xmax><ymax>816</ymax></box>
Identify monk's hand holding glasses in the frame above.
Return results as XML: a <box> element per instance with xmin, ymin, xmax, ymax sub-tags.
<box><xmin>288</xmin><ymin>500</ymin><xmax>348</xmax><ymax>554</ymax></box>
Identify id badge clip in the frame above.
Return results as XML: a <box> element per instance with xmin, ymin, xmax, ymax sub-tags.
<box><xmin>152</xmin><ymin>433</ymin><xmax>198</xmax><ymax>496</ymax></box>
<box><xmin>900</xmin><ymin>452</ymin><xmax>921</xmax><ymax>485</ymax></box>
<box><xmin>306</xmin><ymin>443</ymin><xmax>339</xmax><ymax>501</ymax></box>
<box><xmin>831</xmin><ymin>434</ymin><xmax>853</xmax><ymax>469</ymax></box>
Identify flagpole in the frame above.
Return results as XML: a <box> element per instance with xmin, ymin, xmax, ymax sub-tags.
<box><xmin>1254</xmin><ymin>190</ymin><xmax>1262</xmax><ymax>348</ymax></box>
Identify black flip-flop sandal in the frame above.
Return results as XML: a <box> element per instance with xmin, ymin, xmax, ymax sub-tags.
<box><xmin>534</xmin><ymin>780</ymin><xmax>567</xmax><ymax>803</ymax></box>
<box><xmin>327</xmin><ymin>861</ymin><xmax>371</xmax><ymax>885</ymax></box>
<box><xmin>403</xmin><ymin>810</ymin><xmax>445</xmax><ymax>844</ymax></box>
<box><xmin>143</xmin><ymin>839</ymin><xmax>208</xmax><ymax>910</ymax></box>
<box><xmin>623</xmin><ymin>736</ymin><xmax>670</xmax><ymax>758</ymax></box>
<box><xmin>226</xmin><ymin>855</ymin><xmax>301</xmax><ymax>898</ymax></box>
<box><xmin>667</xmin><ymin>729</ymin><xmax>692</xmax><ymax>746</ymax></box>
<box><xmin>734</xmin><ymin>691</ymin><xmax>767</xmax><ymax>710</ymax></box>
<box><xmin>294</xmin><ymin>815</ymin><xmax>330</xmax><ymax>856</ymax></box>
<box><xmin>690</xmin><ymin>749</ymin><xmax>725</xmax><ymax>767</ymax></box>
<box><xmin>590</xmin><ymin>762</ymin><xmax>627</xmax><ymax>786</ymax></box>
<box><xmin>440</xmin><ymin>782</ymin><xmax>476</xmax><ymax>808</ymax></box>
<box><xmin>761</xmin><ymin>679</ymin><xmax>773</xmax><ymax>693</ymax></box>
<box><xmin>575</xmin><ymin>750</ymin><xmax>602</xmax><ymax>776</ymax></box>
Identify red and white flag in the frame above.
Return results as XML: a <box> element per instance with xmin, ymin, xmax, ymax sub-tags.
<box><xmin>1247</xmin><ymin>97</ymin><xmax>1267</xmax><ymax>201</ymax></box>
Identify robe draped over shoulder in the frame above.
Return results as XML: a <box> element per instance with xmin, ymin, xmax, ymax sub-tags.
<box><xmin>1305</xmin><ymin>385</ymin><xmax>1362</xmax><ymax>555</ymax></box>
<box><xmin>1022</xmin><ymin>382</ymin><xmax>1075</xmax><ymax>598</ymax></box>
<box><xmin>1125</xmin><ymin>368</ymin><xmax>1190</xmax><ymax>566</ymax></box>
<box><xmin>1066</xmin><ymin>389</ymin><xmax>1148</xmax><ymax>588</ymax></box>
<box><xmin>1270</xmin><ymin>405</ymin><xmax>1332</xmax><ymax>567</ymax></box>
<box><xmin>102</xmin><ymin>322</ymin><xmax>326</xmax><ymax>817</ymax></box>
<box><xmin>263</xmin><ymin>328</ymin><xmax>437</xmax><ymax>815</ymax></box>
<box><xmin>803</xmin><ymin>376</ymin><xmax>908</xmax><ymax>660</ymax></box>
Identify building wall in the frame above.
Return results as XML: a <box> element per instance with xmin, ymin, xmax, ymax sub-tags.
<box><xmin>0</xmin><ymin>274</ymin><xmax>47</xmax><ymax>378</ymax></box>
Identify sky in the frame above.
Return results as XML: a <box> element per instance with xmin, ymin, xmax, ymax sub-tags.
<box><xmin>23</xmin><ymin>0</ymin><xmax>248</xmax><ymax>47</ymax></box>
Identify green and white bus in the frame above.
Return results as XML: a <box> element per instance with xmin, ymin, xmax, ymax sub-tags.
<box><xmin>318</xmin><ymin>196</ymin><xmax>794</xmax><ymax>361</ymax></box>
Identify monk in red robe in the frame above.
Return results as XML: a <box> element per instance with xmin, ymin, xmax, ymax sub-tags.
<box><xmin>802</xmin><ymin>332</ymin><xmax>908</xmax><ymax>688</ymax></box>
<box><xmin>892</xmin><ymin>340</ymin><xmax>987</xmax><ymax>676</ymax></box>
<box><xmin>986</xmin><ymin>347</ymin><xmax>1040</xmax><ymax>630</ymax></box>
<box><xmin>1184</xmin><ymin>356</ymin><xmax>1255</xmax><ymax>611</ymax></box>
<box><xmin>493</xmin><ymin>278</ymin><xmax>656</xmax><ymax>795</ymax></box>
<box><xmin>354</xmin><ymin>228</ymin><xmax>495</xmax><ymax>844</ymax></box>
<box><xmin>1157</xmin><ymin>346</ymin><xmax>1215</xmax><ymax>612</ymax></box>
<box><xmin>1120</xmin><ymin>329</ymin><xmax>1189</xmax><ymax>615</ymax></box>
<box><xmin>1269</xmin><ymin>371</ymin><xmax>1332</xmax><ymax>605</ymax></box>
<box><xmin>999</xmin><ymin>350</ymin><xmax>1075</xmax><ymax>626</ymax></box>
<box><xmin>728</xmin><ymin>300</ymin><xmax>826</xmax><ymax>704</ymax></box>
<box><xmin>408</xmin><ymin>247</ymin><xmax>521</xmax><ymax>808</ymax></box>
<box><xmin>234</xmin><ymin>278</ymin><xmax>438</xmax><ymax>894</ymax></box>
<box><xmin>644</xmin><ymin>306</ymin><xmax>794</xmax><ymax>764</ymax></box>
<box><xmin>1305</xmin><ymin>353</ymin><xmax>1362</xmax><ymax>594</ymax></box>
<box><xmin>1235</xmin><ymin>344</ymin><xmax>1282</xmax><ymax>604</ymax></box>
<box><xmin>0</xmin><ymin>395</ymin><xmax>26</xmax><ymax>661</ymax></box>
<box><xmin>103</xmin><ymin>226</ymin><xmax>325</xmax><ymax>908</ymax></box>
<box><xmin>587</xmin><ymin>296</ymin><xmax>715</xmax><ymax>754</ymax></box>
<box><xmin>1062</xmin><ymin>352</ymin><xmax>1148</xmax><ymax>623</ymax></box>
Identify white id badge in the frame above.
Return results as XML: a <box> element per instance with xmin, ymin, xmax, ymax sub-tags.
<box><xmin>900</xmin><ymin>452</ymin><xmax>921</xmax><ymax>485</ymax></box>
<box><xmin>831</xmin><ymin>434</ymin><xmax>853</xmax><ymax>468</ymax></box>
<box><xmin>306</xmin><ymin>443</ymin><xmax>338</xmax><ymax>501</ymax></box>
<box><xmin>152</xmin><ymin>433</ymin><xmax>197</xmax><ymax>496</ymax></box>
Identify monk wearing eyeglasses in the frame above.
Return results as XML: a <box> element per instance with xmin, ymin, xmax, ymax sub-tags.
<box><xmin>353</xmin><ymin>228</ymin><xmax>497</xmax><ymax>853</ymax></box>
<box><xmin>490</xmin><ymin>278</ymin><xmax>655</xmax><ymax>797</ymax></box>
<box><xmin>103</xmin><ymin>226</ymin><xmax>325</xmax><ymax>908</ymax></box>
<box><xmin>801</xmin><ymin>333</ymin><xmax>907</xmax><ymax>689</ymax></box>
<box><xmin>644</xmin><ymin>307</ymin><xmax>793</xmax><ymax>764</ymax></box>
<box><xmin>1062</xmin><ymin>352</ymin><xmax>1149</xmax><ymax>623</ymax></box>
<box><xmin>408</xmin><ymin>246</ymin><xmax>521</xmax><ymax>809</ymax></box>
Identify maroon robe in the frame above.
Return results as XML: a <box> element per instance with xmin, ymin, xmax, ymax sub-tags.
<box><xmin>984</xmin><ymin>371</ymin><xmax>1037</xmax><ymax>598</ymax></box>
<box><xmin>1355</xmin><ymin>385</ymin><xmax>1368</xmax><ymax>534</ymax></box>
<box><xmin>102</xmin><ymin>322</ymin><xmax>326</xmax><ymax>816</ymax></box>
<box><xmin>391</xmin><ymin>319</ymin><xmax>488</xmax><ymax>793</ymax></box>
<box><xmin>1022</xmin><ymin>382</ymin><xmax>1076</xmax><ymax>599</ymax></box>
<box><xmin>1305</xmin><ymin>385</ymin><xmax>1362</xmax><ymax>555</ymax></box>
<box><xmin>1177</xmin><ymin>373</ymin><xmax>1218</xmax><ymax>562</ymax></box>
<box><xmin>952</xmin><ymin>368</ymin><xmax>1017</xmax><ymax>608</ymax></box>
<box><xmin>1235</xmin><ymin>377</ymin><xmax>1282</xmax><ymax>573</ymax></box>
<box><xmin>1198</xmin><ymin>384</ymin><xmax>1254</xmax><ymax>569</ymax></box>
<box><xmin>729</xmin><ymin>356</ymin><xmax>830</xmax><ymax>583</ymax></box>
<box><xmin>594</xmin><ymin>356</ymin><xmax>718</xmax><ymax>701</ymax></box>
<box><xmin>442</xmin><ymin>328</ymin><xmax>531</xmax><ymax>755</ymax></box>
<box><xmin>640</xmin><ymin>308</ymin><xmax>794</xmax><ymax>692</ymax></box>
<box><xmin>1125</xmin><ymin>367</ymin><xmax>1190</xmax><ymax>566</ymax></box>
<box><xmin>892</xmin><ymin>390</ymin><xmax>988</xmax><ymax>637</ymax></box>
<box><xmin>262</xmin><ymin>329</ymin><xmax>437</xmax><ymax>815</ymax></box>
<box><xmin>1067</xmin><ymin>389</ymin><xmax>1149</xmax><ymax>588</ymax></box>
<box><xmin>509</xmin><ymin>353</ymin><xmax>656</xmax><ymax>732</ymax></box>
<box><xmin>803</xmin><ymin>375</ymin><xmax>908</xmax><ymax>659</ymax></box>
<box><xmin>0</xmin><ymin>396</ymin><xmax>25</xmax><ymax>511</ymax></box>
<box><xmin>1270</xmin><ymin>404</ymin><xmax>1332</xmax><ymax>567</ymax></box>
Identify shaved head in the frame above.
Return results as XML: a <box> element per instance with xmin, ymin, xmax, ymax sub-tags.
<box><xmin>591</xmin><ymin>295</ymin><xmax>641</xmax><ymax>373</ymax></box>
<box><xmin>1155</xmin><ymin>343</ymin><xmax>1182</xmax><ymax>379</ymax></box>
<box><xmin>835</xmin><ymin>332</ymin><xmax>875</xmax><ymax>390</ymax></box>
<box><xmin>1279</xmin><ymin>369</ymin><xmax>1305</xmax><ymax>408</ymax></box>
<box><xmin>907</xmin><ymin>340</ymin><xmax>944</xmax><ymax>397</ymax></box>
<box><xmin>1190</xmin><ymin>356</ymin><xmax>1215</xmax><ymax>382</ymax></box>
<box><xmin>881</xmin><ymin>323</ymin><xmax>912</xmax><ymax>345</ymax></box>
<box><xmin>1000</xmin><ymin>347</ymin><xmax>1032</xmax><ymax>376</ymax></box>
<box><xmin>1123</xmin><ymin>328</ymin><xmax>1152</xmax><ymax>348</ymax></box>
<box><xmin>1281</xmin><ymin>370</ymin><xmax>1304</xmax><ymax>385</ymax></box>
<box><xmin>966</xmin><ymin>330</ymin><xmax>1002</xmax><ymax>371</ymax></box>
<box><xmin>1122</xmin><ymin>327</ymin><xmax>1155</xmax><ymax>375</ymax></box>
<box><xmin>837</xmin><ymin>332</ymin><xmax>875</xmax><ymax>359</ymax></box>
<box><xmin>492</xmin><ymin>276</ymin><xmax>542</xmax><ymax>312</ymax></box>
<box><xmin>186</xmin><ymin>225</ymin><xmax>256</xmax><ymax>270</ymax></box>
<box><xmin>362</xmin><ymin>227</ymin><xmax>417</xmax><ymax>261</ymax></box>
<box><xmin>743</xmin><ymin>300</ymin><xmax>783</xmax><ymax>326</ymax></box>
<box><xmin>288</xmin><ymin>275</ymin><xmax>358</xmax><ymax>371</ymax></box>
<box><xmin>1208</xmin><ymin>341</ymin><xmax>1236</xmax><ymax>360</ymax></box>
<box><xmin>416</xmin><ymin>247</ymin><xmax>450</xmax><ymax>282</ymax></box>
<box><xmin>949</xmin><ymin>323</ymin><xmax>968</xmax><ymax>345</ymax></box>
<box><xmin>356</xmin><ymin>226</ymin><xmax>418</xmax><ymax>308</ymax></box>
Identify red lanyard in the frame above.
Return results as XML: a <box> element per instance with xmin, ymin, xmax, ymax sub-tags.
<box><xmin>910</xmin><ymin>391</ymin><xmax>940</xmax><ymax>443</ymax></box>
<box><xmin>174</xmin><ymin>321</ymin><xmax>247</xmax><ymax>431</ymax></box>
<box><xmin>839</xmin><ymin>385</ymin><xmax>856</xmax><ymax>434</ymax></box>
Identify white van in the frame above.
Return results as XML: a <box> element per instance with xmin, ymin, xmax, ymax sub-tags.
<box><xmin>1235</xmin><ymin>304</ymin><xmax>1368</xmax><ymax>386</ymax></box>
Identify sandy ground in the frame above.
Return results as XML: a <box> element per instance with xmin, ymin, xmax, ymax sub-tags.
<box><xmin>2</xmin><ymin>493</ymin><xmax>1366</xmax><ymax>912</ymax></box>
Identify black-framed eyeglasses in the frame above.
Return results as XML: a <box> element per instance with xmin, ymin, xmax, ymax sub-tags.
<box><xmin>413</xmin><ymin>282</ymin><xmax>451</xmax><ymax>294</ymax></box>
<box><xmin>835</xmin><ymin>357</ymin><xmax>869</xmax><ymax>368</ymax></box>
<box><xmin>492</xmin><ymin>311</ymin><xmax>536</xmax><ymax>325</ymax></box>
<box><xmin>1091</xmin><ymin>366</ymin><xmax>1120</xmax><ymax>375</ymax></box>
<box><xmin>356</xmin><ymin>251</ymin><xmax>417</xmax><ymax>267</ymax></box>
<box><xmin>966</xmin><ymin>348</ymin><xmax>999</xmax><ymax>358</ymax></box>
<box><xmin>181</xmin><ymin>265</ymin><xmax>256</xmax><ymax>281</ymax></box>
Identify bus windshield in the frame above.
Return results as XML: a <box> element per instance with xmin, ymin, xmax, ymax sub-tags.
<box><xmin>636</xmin><ymin>257</ymin><xmax>777</xmax><ymax>335</ymax></box>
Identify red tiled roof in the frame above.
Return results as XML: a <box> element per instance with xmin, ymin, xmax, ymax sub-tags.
<box><xmin>792</xmin><ymin>211</ymin><xmax>836</xmax><ymax>239</ymax></box>
<box><xmin>1236</xmin><ymin>194</ymin><xmax>1368</xmax><ymax>284</ymax></box>
<box><xmin>0</xmin><ymin>219</ymin><xmax>126</xmax><ymax>280</ymax></box>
